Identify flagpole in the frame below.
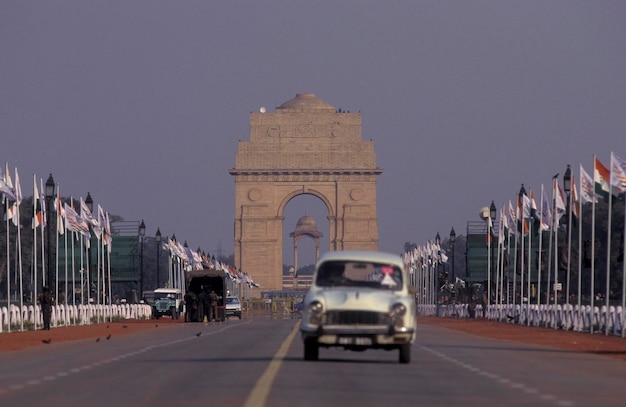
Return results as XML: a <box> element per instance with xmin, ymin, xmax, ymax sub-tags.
<box><xmin>591</xmin><ymin>155</ymin><xmax>597</xmax><ymax>333</ymax></box>
<box><xmin>526</xmin><ymin>212</ymin><xmax>533</xmax><ymax>326</ymax></box>
<box><xmin>16</xmin><ymin>199</ymin><xmax>24</xmax><ymax>331</ymax></box>
<box><xmin>537</xmin><ymin>185</ymin><xmax>545</xmax><ymax>309</ymax></box>
<box><xmin>546</xmin><ymin>197</ymin><xmax>553</xmax><ymax>310</ymax></box>
<box><xmin>577</xmin><ymin>172</ymin><xmax>583</xmax><ymax>318</ymax></box>
<box><xmin>487</xmin><ymin>218</ymin><xmax>492</xmax><ymax>309</ymax></box>
<box><xmin>552</xmin><ymin>177</ymin><xmax>560</xmax><ymax>324</ymax></box>
<box><xmin>567</xmin><ymin>176</ymin><xmax>573</xmax><ymax>307</ymax></box>
<box><xmin>80</xmin><ymin>234</ymin><xmax>84</xmax><ymax>308</ymax></box>
<box><xmin>507</xmin><ymin>220</ymin><xmax>513</xmax><ymax>306</ymax></box>
<box><xmin>64</xmin><ymin>208</ymin><xmax>68</xmax><ymax>325</ymax></box>
<box><xmin>605</xmin><ymin>183</ymin><xmax>613</xmax><ymax>335</ymax></box>
<box><xmin>622</xmin><ymin>191</ymin><xmax>626</xmax><ymax>338</ymax></box>
<box><xmin>33</xmin><ymin>174</ymin><xmax>38</xmax><ymax>330</ymax></box>
<box><xmin>512</xmin><ymin>217</ymin><xmax>518</xmax><ymax>310</ymax></box>
<box><xmin>71</xmin><ymin>222</ymin><xmax>76</xmax><ymax>307</ymax></box>
<box><xmin>4</xmin><ymin>165</ymin><xmax>10</xmax><ymax>332</ymax></box>
<box><xmin>107</xmin><ymin>235</ymin><xmax>112</xmax><ymax>322</ymax></box>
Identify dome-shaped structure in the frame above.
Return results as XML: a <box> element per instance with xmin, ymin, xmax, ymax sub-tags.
<box><xmin>290</xmin><ymin>214</ymin><xmax>323</xmax><ymax>238</ymax></box>
<box><xmin>277</xmin><ymin>93</ymin><xmax>335</xmax><ymax>112</ymax></box>
<box><xmin>295</xmin><ymin>214</ymin><xmax>318</xmax><ymax>232</ymax></box>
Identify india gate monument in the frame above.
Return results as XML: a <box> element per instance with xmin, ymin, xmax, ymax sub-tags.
<box><xmin>229</xmin><ymin>93</ymin><xmax>382</xmax><ymax>295</ymax></box>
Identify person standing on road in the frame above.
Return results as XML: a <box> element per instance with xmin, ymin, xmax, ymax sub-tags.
<box><xmin>209</xmin><ymin>290</ymin><xmax>219</xmax><ymax>322</ymax></box>
<box><xmin>184</xmin><ymin>291</ymin><xmax>195</xmax><ymax>322</ymax></box>
<box><xmin>197</xmin><ymin>288</ymin><xmax>206</xmax><ymax>322</ymax></box>
<box><xmin>202</xmin><ymin>287</ymin><xmax>211</xmax><ymax>323</ymax></box>
<box><xmin>38</xmin><ymin>286</ymin><xmax>53</xmax><ymax>330</ymax></box>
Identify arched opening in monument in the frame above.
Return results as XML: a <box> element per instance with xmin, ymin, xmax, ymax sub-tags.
<box><xmin>282</xmin><ymin>194</ymin><xmax>329</xmax><ymax>290</ymax></box>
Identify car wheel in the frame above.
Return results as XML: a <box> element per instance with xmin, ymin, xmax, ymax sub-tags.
<box><xmin>304</xmin><ymin>338</ymin><xmax>319</xmax><ymax>361</ymax></box>
<box><xmin>399</xmin><ymin>343</ymin><xmax>411</xmax><ymax>364</ymax></box>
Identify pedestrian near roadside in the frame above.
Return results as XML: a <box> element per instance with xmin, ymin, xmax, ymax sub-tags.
<box><xmin>38</xmin><ymin>286</ymin><xmax>54</xmax><ymax>330</ymax></box>
<box><xmin>184</xmin><ymin>291</ymin><xmax>196</xmax><ymax>322</ymax></box>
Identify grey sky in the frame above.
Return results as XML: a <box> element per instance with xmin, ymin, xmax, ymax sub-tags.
<box><xmin>2</xmin><ymin>1</ymin><xmax>625</xmax><ymax>268</ymax></box>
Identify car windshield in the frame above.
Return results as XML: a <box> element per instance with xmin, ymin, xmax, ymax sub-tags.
<box><xmin>154</xmin><ymin>292</ymin><xmax>177</xmax><ymax>300</ymax></box>
<box><xmin>226</xmin><ymin>297</ymin><xmax>239</xmax><ymax>304</ymax></box>
<box><xmin>315</xmin><ymin>261</ymin><xmax>403</xmax><ymax>290</ymax></box>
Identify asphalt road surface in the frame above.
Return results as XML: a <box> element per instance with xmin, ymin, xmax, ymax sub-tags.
<box><xmin>1</xmin><ymin>318</ymin><xmax>625</xmax><ymax>407</ymax></box>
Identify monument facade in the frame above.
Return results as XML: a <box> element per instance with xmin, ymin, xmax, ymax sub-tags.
<box><xmin>229</xmin><ymin>93</ymin><xmax>382</xmax><ymax>294</ymax></box>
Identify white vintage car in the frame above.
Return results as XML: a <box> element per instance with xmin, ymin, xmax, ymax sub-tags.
<box><xmin>300</xmin><ymin>250</ymin><xmax>417</xmax><ymax>363</ymax></box>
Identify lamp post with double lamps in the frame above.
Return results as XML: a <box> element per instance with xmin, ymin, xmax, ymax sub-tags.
<box><xmin>563</xmin><ymin>164</ymin><xmax>572</xmax><ymax>306</ymax></box>
<box><xmin>449</xmin><ymin>227</ymin><xmax>456</xmax><ymax>281</ymax></box>
<box><xmin>155</xmin><ymin>228</ymin><xmax>162</xmax><ymax>289</ymax></box>
<box><xmin>85</xmin><ymin>192</ymin><xmax>94</xmax><ymax>302</ymax></box>
<box><xmin>518</xmin><ymin>185</ymin><xmax>527</xmax><ymax>305</ymax></box>
<box><xmin>45</xmin><ymin>174</ymin><xmax>55</xmax><ymax>289</ymax></box>
<box><xmin>435</xmin><ymin>232</ymin><xmax>441</xmax><ymax>316</ymax></box>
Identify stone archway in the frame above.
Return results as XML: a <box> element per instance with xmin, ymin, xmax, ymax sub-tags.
<box><xmin>229</xmin><ymin>93</ymin><xmax>382</xmax><ymax>295</ymax></box>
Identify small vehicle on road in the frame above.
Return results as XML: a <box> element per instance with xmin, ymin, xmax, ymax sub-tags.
<box><xmin>300</xmin><ymin>250</ymin><xmax>416</xmax><ymax>363</ymax></box>
<box><xmin>152</xmin><ymin>288</ymin><xmax>183</xmax><ymax>320</ymax></box>
<box><xmin>225</xmin><ymin>296</ymin><xmax>242</xmax><ymax>319</ymax></box>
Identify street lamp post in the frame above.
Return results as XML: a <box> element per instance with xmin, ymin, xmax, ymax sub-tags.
<box><xmin>489</xmin><ymin>200</ymin><xmax>496</xmax><ymax>306</ymax></box>
<box><xmin>517</xmin><ymin>185</ymin><xmax>527</xmax><ymax>306</ymax></box>
<box><xmin>563</xmin><ymin>164</ymin><xmax>572</xmax><ymax>306</ymax></box>
<box><xmin>139</xmin><ymin>220</ymin><xmax>146</xmax><ymax>301</ymax></box>
<box><xmin>435</xmin><ymin>232</ymin><xmax>441</xmax><ymax>317</ymax></box>
<box><xmin>45</xmin><ymin>174</ymin><xmax>55</xmax><ymax>289</ymax></box>
<box><xmin>155</xmin><ymin>228</ymin><xmax>161</xmax><ymax>289</ymax></box>
<box><xmin>450</xmin><ymin>227</ymin><xmax>456</xmax><ymax>282</ymax></box>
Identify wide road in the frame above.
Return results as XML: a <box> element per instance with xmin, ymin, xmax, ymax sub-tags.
<box><xmin>1</xmin><ymin>318</ymin><xmax>625</xmax><ymax>406</ymax></box>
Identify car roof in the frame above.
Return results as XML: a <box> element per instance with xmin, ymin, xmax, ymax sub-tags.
<box><xmin>154</xmin><ymin>288</ymin><xmax>182</xmax><ymax>294</ymax></box>
<box><xmin>317</xmin><ymin>250</ymin><xmax>404</xmax><ymax>268</ymax></box>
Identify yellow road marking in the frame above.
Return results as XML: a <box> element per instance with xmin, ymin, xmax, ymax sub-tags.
<box><xmin>243</xmin><ymin>321</ymin><xmax>300</xmax><ymax>407</ymax></box>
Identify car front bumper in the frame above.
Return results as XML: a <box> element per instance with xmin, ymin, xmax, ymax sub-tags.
<box><xmin>300</xmin><ymin>324</ymin><xmax>415</xmax><ymax>346</ymax></box>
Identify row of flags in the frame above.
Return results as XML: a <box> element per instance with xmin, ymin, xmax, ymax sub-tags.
<box><xmin>400</xmin><ymin>151</ymin><xmax>626</xmax><ymax>288</ymax></box>
<box><xmin>402</xmin><ymin>239</ymin><xmax>449</xmax><ymax>271</ymax></box>
<box><xmin>161</xmin><ymin>237</ymin><xmax>259</xmax><ymax>288</ymax></box>
<box><xmin>503</xmin><ymin>152</ymin><xmax>626</xmax><ymax>240</ymax></box>
<box><xmin>2</xmin><ymin>162</ymin><xmax>260</xmax><ymax>295</ymax></box>
<box><xmin>1</xmin><ymin>163</ymin><xmax>113</xmax><ymax>250</ymax></box>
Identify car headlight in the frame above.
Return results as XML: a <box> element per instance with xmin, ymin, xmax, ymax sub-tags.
<box><xmin>390</xmin><ymin>303</ymin><xmax>407</xmax><ymax>328</ymax></box>
<box><xmin>307</xmin><ymin>301</ymin><xmax>324</xmax><ymax>325</ymax></box>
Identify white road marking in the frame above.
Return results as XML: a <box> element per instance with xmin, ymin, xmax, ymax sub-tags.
<box><xmin>421</xmin><ymin>346</ymin><xmax>575</xmax><ymax>406</ymax></box>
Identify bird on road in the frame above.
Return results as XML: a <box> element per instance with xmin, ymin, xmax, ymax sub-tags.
<box><xmin>96</xmin><ymin>338</ymin><xmax>100</xmax><ymax>342</ymax></box>
<box><xmin>106</xmin><ymin>334</ymin><xmax>111</xmax><ymax>340</ymax></box>
<box><xmin>196</xmin><ymin>332</ymin><xmax>202</xmax><ymax>337</ymax></box>
<box><xmin>42</xmin><ymin>338</ymin><xmax>52</xmax><ymax>344</ymax></box>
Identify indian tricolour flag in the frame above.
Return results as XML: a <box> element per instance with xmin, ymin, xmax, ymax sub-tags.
<box><xmin>594</xmin><ymin>156</ymin><xmax>610</xmax><ymax>202</ymax></box>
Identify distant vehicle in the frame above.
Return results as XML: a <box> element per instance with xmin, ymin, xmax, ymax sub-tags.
<box><xmin>293</xmin><ymin>300</ymin><xmax>304</xmax><ymax>312</ymax></box>
<box><xmin>225</xmin><ymin>296</ymin><xmax>242</xmax><ymax>319</ymax></box>
<box><xmin>152</xmin><ymin>288</ymin><xmax>183</xmax><ymax>320</ymax></box>
<box><xmin>187</xmin><ymin>269</ymin><xmax>228</xmax><ymax>322</ymax></box>
<box><xmin>300</xmin><ymin>250</ymin><xmax>417</xmax><ymax>364</ymax></box>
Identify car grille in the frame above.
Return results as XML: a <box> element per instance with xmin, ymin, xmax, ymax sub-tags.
<box><xmin>323</xmin><ymin>311</ymin><xmax>390</xmax><ymax>326</ymax></box>
<box><xmin>155</xmin><ymin>302</ymin><xmax>171</xmax><ymax>311</ymax></box>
